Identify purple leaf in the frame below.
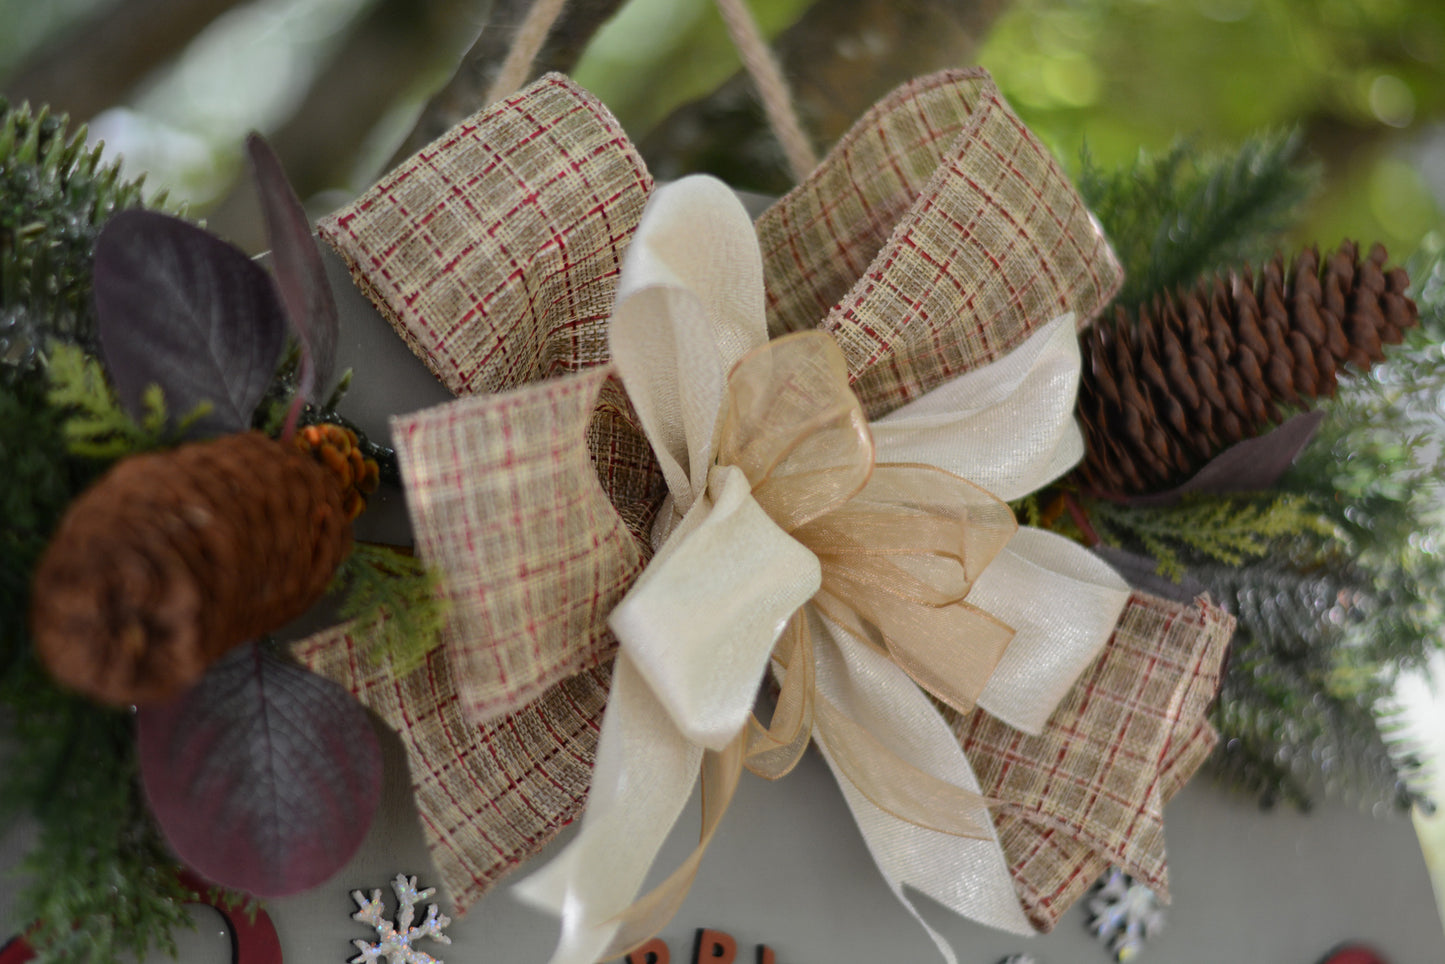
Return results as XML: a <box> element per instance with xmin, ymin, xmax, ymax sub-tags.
<box><xmin>247</xmin><ymin>133</ymin><xmax>338</xmax><ymax>404</ymax></box>
<box><xmin>137</xmin><ymin>642</ymin><xmax>382</xmax><ymax>898</ymax></box>
<box><xmin>1128</xmin><ymin>411</ymin><xmax>1326</xmax><ymax>507</ymax></box>
<box><xmin>94</xmin><ymin>210</ymin><xmax>286</xmax><ymax>437</ymax></box>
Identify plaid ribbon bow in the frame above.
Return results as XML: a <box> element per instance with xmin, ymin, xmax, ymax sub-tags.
<box><xmin>295</xmin><ymin>69</ymin><xmax>1233</xmax><ymax>936</ymax></box>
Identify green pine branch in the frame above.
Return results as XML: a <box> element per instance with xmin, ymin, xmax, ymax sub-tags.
<box><xmin>43</xmin><ymin>344</ymin><xmax>209</xmax><ymax>459</ymax></box>
<box><xmin>0</xmin><ymin>649</ymin><xmax>194</xmax><ymax>964</ymax></box>
<box><xmin>332</xmin><ymin>543</ymin><xmax>448</xmax><ymax>676</ymax></box>
<box><xmin>1</xmin><ymin>99</ymin><xmax>170</xmax><ymax>385</ymax></box>
<box><xmin>0</xmin><ymin>99</ymin><xmax>215</xmax><ymax>961</ymax></box>
<box><xmin>1210</xmin><ymin>637</ymin><xmax>1425</xmax><ymax>813</ymax></box>
<box><xmin>1078</xmin><ymin>129</ymin><xmax>1320</xmax><ymax>309</ymax></box>
<box><xmin>1085</xmin><ymin>492</ymin><xmax>1333</xmax><ymax>581</ymax></box>
<box><xmin>1060</xmin><ymin>137</ymin><xmax>1440</xmax><ymax>813</ymax></box>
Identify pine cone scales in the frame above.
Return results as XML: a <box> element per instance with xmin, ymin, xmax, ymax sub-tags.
<box><xmin>31</xmin><ymin>431</ymin><xmax>352</xmax><ymax>705</ymax></box>
<box><xmin>1076</xmin><ymin>241</ymin><xmax>1417</xmax><ymax>495</ymax></box>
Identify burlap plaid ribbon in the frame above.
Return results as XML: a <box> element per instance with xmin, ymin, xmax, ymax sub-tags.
<box><xmin>295</xmin><ymin>69</ymin><xmax>1232</xmax><ymax>932</ymax></box>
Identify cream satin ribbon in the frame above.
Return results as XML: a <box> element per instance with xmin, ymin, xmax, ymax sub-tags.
<box><xmin>515</xmin><ymin>176</ymin><xmax>1131</xmax><ymax>964</ymax></box>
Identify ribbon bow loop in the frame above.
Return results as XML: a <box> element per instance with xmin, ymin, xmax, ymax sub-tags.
<box><xmin>718</xmin><ymin>331</ymin><xmax>874</xmax><ymax>533</ymax></box>
<box><xmin>297</xmin><ymin>68</ymin><xmax>1231</xmax><ymax>960</ymax></box>
<box><xmin>805</xmin><ymin>463</ymin><xmax>1019</xmax><ymax>717</ymax></box>
<box><xmin>607</xmin><ymin>178</ymin><xmax>826</xmax><ymax>753</ymax></box>
<box><xmin>525</xmin><ymin>173</ymin><xmax>1128</xmax><ymax>964</ymax></box>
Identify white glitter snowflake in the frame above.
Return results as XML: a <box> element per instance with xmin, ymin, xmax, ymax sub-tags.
<box><xmin>1087</xmin><ymin>867</ymin><xmax>1165</xmax><ymax>962</ymax></box>
<box><xmin>349</xmin><ymin>873</ymin><xmax>452</xmax><ymax>964</ymax></box>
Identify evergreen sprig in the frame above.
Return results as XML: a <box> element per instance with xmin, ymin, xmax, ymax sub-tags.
<box><xmin>44</xmin><ymin>344</ymin><xmax>210</xmax><ymax>458</ymax></box>
<box><xmin>0</xmin><ymin>656</ymin><xmax>192</xmax><ymax>963</ymax></box>
<box><xmin>1062</xmin><ymin>134</ymin><xmax>1440</xmax><ymax>812</ymax></box>
<box><xmin>1085</xmin><ymin>492</ymin><xmax>1333</xmax><ymax>581</ymax></box>
<box><xmin>332</xmin><ymin>543</ymin><xmax>448</xmax><ymax>676</ymax></box>
<box><xmin>1078</xmin><ymin>130</ymin><xmax>1320</xmax><ymax>309</ymax></box>
<box><xmin>0</xmin><ymin>99</ymin><xmax>212</xmax><ymax>961</ymax></box>
<box><xmin>1</xmin><ymin>99</ymin><xmax>169</xmax><ymax>384</ymax></box>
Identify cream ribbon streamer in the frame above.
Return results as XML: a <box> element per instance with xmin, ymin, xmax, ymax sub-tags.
<box><xmin>516</xmin><ymin>176</ymin><xmax>1130</xmax><ymax>963</ymax></box>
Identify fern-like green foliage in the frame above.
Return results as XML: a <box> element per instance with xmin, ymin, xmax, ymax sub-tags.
<box><xmin>333</xmin><ymin>543</ymin><xmax>447</xmax><ymax>676</ymax></box>
<box><xmin>0</xmin><ymin>98</ymin><xmax>168</xmax><ymax>385</ymax></box>
<box><xmin>1078</xmin><ymin>129</ymin><xmax>1320</xmax><ymax>309</ymax></box>
<box><xmin>1086</xmin><ymin>493</ymin><xmax>1333</xmax><ymax>581</ymax></box>
<box><xmin>44</xmin><ymin>344</ymin><xmax>209</xmax><ymax>458</ymax></box>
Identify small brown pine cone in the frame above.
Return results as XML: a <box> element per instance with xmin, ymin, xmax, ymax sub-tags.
<box><xmin>294</xmin><ymin>423</ymin><xmax>381</xmax><ymax>521</ymax></box>
<box><xmin>30</xmin><ymin>431</ymin><xmax>352</xmax><ymax>705</ymax></box>
<box><xmin>1075</xmin><ymin>241</ymin><xmax>1419</xmax><ymax>496</ymax></box>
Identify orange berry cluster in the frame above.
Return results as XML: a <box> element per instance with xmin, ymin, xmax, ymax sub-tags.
<box><xmin>293</xmin><ymin>423</ymin><xmax>381</xmax><ymax>521</ymax></box>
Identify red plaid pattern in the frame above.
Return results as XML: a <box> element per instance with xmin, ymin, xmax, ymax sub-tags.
<box><xmin>320</xmin><ymin>75</ymin><xmax>663</xmax><ymax>727</ymax></box>
<box><xmin>297</xmin><ymin>69</ymin><xmax>1231</xmax><ymax>927</ymax></box>
<box><xmin>757</xmin><ymin>69</ymin><xmax>1123</xmax><ymax>419</ymax></box>
<box><xmin>319</xmin><ymin>74</ymin><xmax>652</xmax><ymax>396</ymax></box>
<box><xmin>294</xmin><ymin>623</ymin><xmax>611</xmax><ymax>914</ymax></box>
<box><xmin>954</xmin><ymin>593</ymin><xmax>1233</xmax><ymax>931</ymax></box>
<box><xmin>394</xmin><ymin>368</ymin><xmax>645</xmax><ymax>722</ymax></box>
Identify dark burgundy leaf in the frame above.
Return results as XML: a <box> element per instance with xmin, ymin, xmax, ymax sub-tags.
<box><xmin>247</xmin><ymin>133</ymin><xmax>338</xmax><ymax>404</ymax></box>
<box><xmin>1128</xmin><ymin>410</ymin><xmax>1326</xmax><ymax>507</ymax></box>
<box><xmin>94</xmin><ymin>210</ymin><xmax>286</xmax><ymax>437</ymax></box>
<box><xmin>1091</xmin><ymin>546</ymin><xmax>1209</xmax><ymax>604</ymax></box>
<box><xmin>137</xmin><ymin>642</ymin><xmax>382</xmax><ymax>898</ymax></box>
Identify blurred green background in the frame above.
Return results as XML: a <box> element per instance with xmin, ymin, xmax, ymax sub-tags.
<box><xmin>2</xmin><ymin>0</ymin><xmax>1441</xmax><ymax>256</ymax></box>
<box><xmin>978</xmin><ymin>0</ymin><xmax>1445</xmax><ymax>263</ymax></box>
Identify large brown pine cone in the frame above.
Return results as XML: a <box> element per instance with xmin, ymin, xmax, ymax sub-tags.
<box><xmin>30</xmin><ymin>431</ymin><xmax>352</xmax><ymax>705</ymax></box>
<box><xmin>1075</xmin><ymin>241</ymin><xmax>1417</xmax><ymax>496</ymax></box>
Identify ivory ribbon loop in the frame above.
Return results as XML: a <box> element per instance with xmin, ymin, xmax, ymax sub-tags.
<box><xmin>608</xmin><ymin>464</ymin><xmax>819</xmax><ymax>749</ymax></box>
<box><xmin>871</xmin><ymin>314</ymin><xmax>1085</xmax><ymax>501</ymax></box>
<box><xmin>609</xmin><ymin>175</ymin><xmax>771</xmax><ymax>531</ymax></box>
<box><xmin>972</xmin><ymin>527</ymin><xmax>1132</xmax><ymax>735</ymax></box>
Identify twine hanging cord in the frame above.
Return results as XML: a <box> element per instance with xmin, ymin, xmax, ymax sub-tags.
<box><xmin>711</xmin><ymin>0</ymin><xmax>818</xmax><ymax>182</ymax></box>
<box><xmin>485</xmin><ymin>0</ymin><xmax>818</xmax><ymax>183</ymax></box>
<box><xmin>484</xmin><ymin>0</ymin><xmax>573</xmax><ymax>107</ymax></box>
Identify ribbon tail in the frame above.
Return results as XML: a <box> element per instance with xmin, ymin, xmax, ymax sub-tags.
<box><xmin>972</xmin><ymin>527</ymin><xmax>1132</xmax><ymax>734</ymax></box>
<box><xmin>745</xmin><ymin>613</ymin><xmax>816</xmax><ymax>781</ymax></box>
<box><xmin>812</xmin><ymin>613</ymin><xmax>1034</xmax><ymax>945</ymax></box>
<box><xmin>598</xmin><ymin>732</ymin><xmax>745</xmax><ymax>960</ymax></box>
<box><xmin>515</xmin><ymin>654</ymin><xmax>704</xmax><ymax>964</ymax></box>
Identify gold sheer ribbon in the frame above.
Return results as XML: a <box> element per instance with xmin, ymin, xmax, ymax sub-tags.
<box><xmin>516</xmin><ymin>176</ymin><xmax>1131</xmax><ymax>964</ymax></box>
<box><xmin>297</xmin><ymin>71</ymin><xmax>1230</xmax><ymax>944</ymax></box>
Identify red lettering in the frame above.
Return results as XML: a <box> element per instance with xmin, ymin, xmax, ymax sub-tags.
<box><xmin>625</xmin><ymin>938</ymin><xmax>670</xmax><ymax>964</ymax></box>
<box><xmin>692</xmin><ymin>928</ymin><xmax>738</xmax><ymax>964</ymax></box>
<box><xmin>755</xmin><ymin>946</ymin><xmax>776</xmax><ymax>964</ymax></box>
